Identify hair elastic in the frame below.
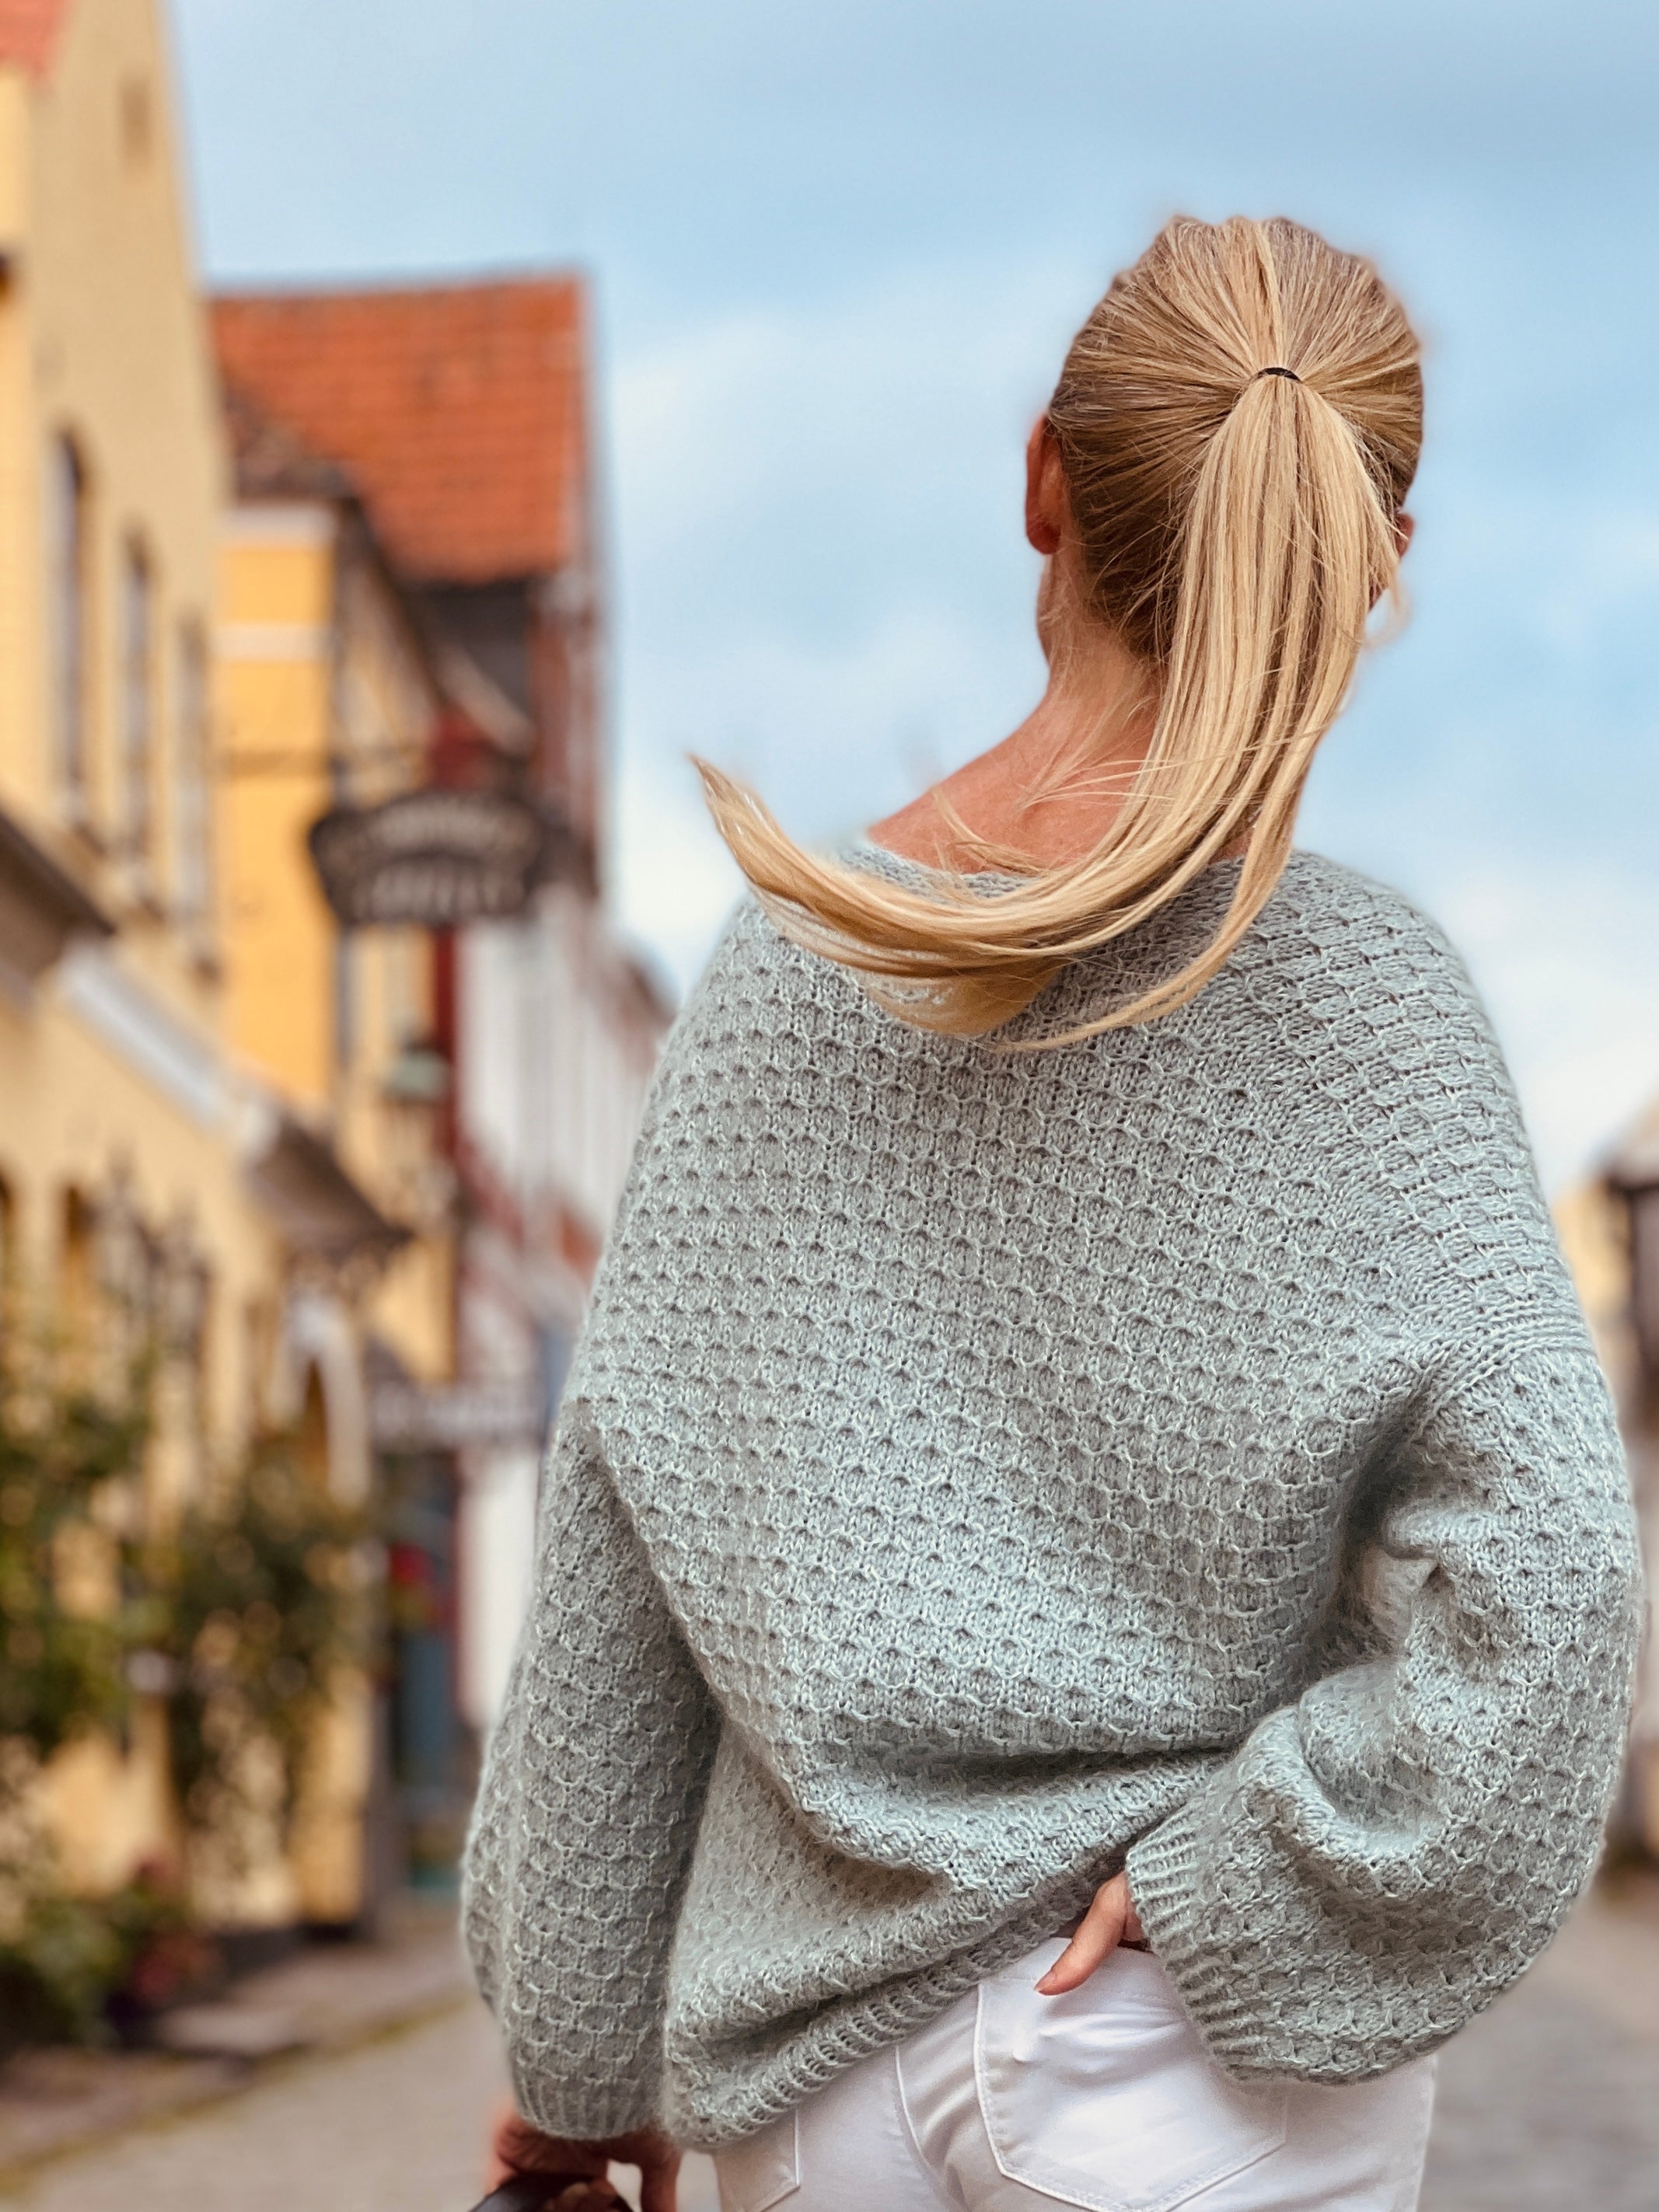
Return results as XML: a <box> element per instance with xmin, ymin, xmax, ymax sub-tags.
<box><xmin>1255</xmin><ymin>365</ymin><xmax>1301</xmax><ymax>381</ymax></box>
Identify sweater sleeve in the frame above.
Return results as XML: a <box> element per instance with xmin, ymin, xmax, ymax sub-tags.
<box><xmin>1126</xmin><ymin>1329</ymin><xmax>1643</xmax><ymax>2083</ymax></box>
<box><xmin>461</xmin><ymin>1404</ymin><xmax>721</xmax><ymax>2137</ymax></box>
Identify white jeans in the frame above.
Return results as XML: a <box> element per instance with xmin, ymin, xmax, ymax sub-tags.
<box><xmin>714</xmin><ymin>1938</ymin><xmax>1436</xmax><ymax>2212</ymax></box>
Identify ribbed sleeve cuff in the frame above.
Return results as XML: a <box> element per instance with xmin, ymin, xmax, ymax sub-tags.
<box><xmin>512</xmin><ymin>2060</ymin><xmax>661</xmax><ymax>2143</ymax></box>
<box><xmin>1124</xmin><ymin>1797</ymin><xmax>1274</xmax><ymax>2078</ymax></box>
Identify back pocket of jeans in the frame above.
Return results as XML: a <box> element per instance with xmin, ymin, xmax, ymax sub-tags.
<box><xmin>975</xmin><ymin>1948</ymin><xmax>1287</xmax><ymax>2212</ymax></box>
<box><xmin>714</xmin><ymin>2108</ymin><xmax>800</xmax><ymax>2212</ymax></box>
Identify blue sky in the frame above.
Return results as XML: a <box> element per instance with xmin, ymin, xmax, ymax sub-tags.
<box><xmin>171</xmin><ymin>0</ymin><xmax>1659</xmax><ymax>1186</ymax></box>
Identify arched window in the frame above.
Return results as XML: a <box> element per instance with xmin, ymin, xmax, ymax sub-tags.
<box><xmin>49</xmin><ymin>436</ymin><xmax>88</xmax><ymax>814</ymax></box>
<box><xmin>120</xmin><ymin>537</ymin><xmax>155</xmax><ymax>866</ymax></box>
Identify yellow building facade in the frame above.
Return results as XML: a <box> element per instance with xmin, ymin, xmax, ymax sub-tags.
<box><xmin>214</xmin><ymin>419</ymin><xmax>463</xmax><ymax>1918</ymax></box>
<box><xmin>0</xmin><ymin>0</ymin><xmax>285</xmax><ymax>1891</ymax></box>
<box><xmin>215</xmin><ymin>434</ymin><xmax>456</xmax><ymax>1405</ymax></box>
<box><xmin>0</xmin><ymin>0</ymin><xmax>456</xmax><ymax>1931</ymax></box>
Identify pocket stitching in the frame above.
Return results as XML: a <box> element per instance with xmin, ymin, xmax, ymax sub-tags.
<box><xmin>973</xmin><ymin>1980</ymin><xmax>1288</xmax><ymax>2212</ymax></box>
<box><xmin>715</xmin><ymin>2106</ymin><xmax>801</xmax><ymax>2212</ymax></box>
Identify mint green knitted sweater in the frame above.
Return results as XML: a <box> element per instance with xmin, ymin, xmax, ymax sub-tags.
<box><xmin>462</xmin><ymin>850</ymin><xmax>1641</xmax><ymax>2151</ymax></box>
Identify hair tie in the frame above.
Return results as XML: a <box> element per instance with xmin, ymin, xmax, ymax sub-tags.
<box><xmin>1254</xmin><ymin>365</ymin><xmax>1301</xmax><ymax>382</ymax></box>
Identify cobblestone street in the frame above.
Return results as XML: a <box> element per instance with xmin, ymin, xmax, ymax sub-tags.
<box><xmin>0</xmin><ymin>1999</ymin><xmax>723</xmax><ymax>2212</ymax></box>
<box><xmin>1420</xmin><ymin>1873</ymin><xmax>1659</xmax><ymax>2212</ymax></box>
<box><xmin>2</xmin><ymin>1879</ymin><xmax>1655</xmax><ymax>2212</ymax></box>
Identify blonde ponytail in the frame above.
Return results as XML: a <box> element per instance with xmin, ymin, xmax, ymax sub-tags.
<box><xmin>700</xmin><ymin>215</ymin><xmax>1423</xmax><ymax>1042</ymax></box>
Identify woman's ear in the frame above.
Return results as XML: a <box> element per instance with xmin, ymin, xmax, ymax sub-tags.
<box><xmin>1395</xmin><ymin>511</ymin><xmax>1416</xmax><ymax>560</ymax></box>
<box><xmin>1025</xmin><ymin>417</ymin><xmax>1066</xmax><ymax>556</ymax></box>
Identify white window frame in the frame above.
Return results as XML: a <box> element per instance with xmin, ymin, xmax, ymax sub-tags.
<box><xmin>120</xmin><ymin>537</ymin><xmax>155</xmax><ymax>872</ymax></box>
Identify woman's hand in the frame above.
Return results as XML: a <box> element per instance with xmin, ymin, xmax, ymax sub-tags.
<box><xmin>488</xmin><ymin>2100</ymin><xmax>681</xmax><ymax>2212</ymax></box>
<box><xmin>1035</xmin><ymin>1869</ymin><xmax>1145</xmax><ymax>1995</ymax></box>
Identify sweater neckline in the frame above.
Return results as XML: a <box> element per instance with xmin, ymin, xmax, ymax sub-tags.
<box><xmin>849</xmin><ymin>836</ymin><xmax>1019</xmax><ymax>888</ymax></box>
<box><xmin>848</xmin><ymin>835</ymin><xmax>1263</xmax><ymax>903</ymax></box>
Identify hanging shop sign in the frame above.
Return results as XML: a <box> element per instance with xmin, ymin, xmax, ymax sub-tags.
<box><xmin>371</xmin><ymin>1375</ymin><xmax>549</xmax><ymax>1452</ymax></box>
<box><xmin>307</xmin><ymin>787</ymin><xmax>561</xmax><ymax>929</ymax></box>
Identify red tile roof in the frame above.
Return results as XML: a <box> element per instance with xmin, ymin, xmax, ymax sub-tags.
<box><xmin>0</xmin><ymin>0</ymin><xmax>71</xmax><ymax>73</ymax></box>
<box><xmin>211</xmin><ymin>277</ymin><xmax>589</xmax><ymax>586</ymax></box>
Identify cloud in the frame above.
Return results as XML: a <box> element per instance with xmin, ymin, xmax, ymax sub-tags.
<box><xmin>606</xmin><ymin>257</ymin><xmax>1083</xmax><ymax>643</ymax></box>
<box><xmin>605</xmin><ymin>261</ymin><xmax>1072</xmax><ymax>982</ymax></box>
<box><xmin>1426</xmin><ymin>861</ymin><xmax>1659</xmax><ymax>1191</ymax></box>
<box><xmin>612</xmin><ymin>751</ymin><xmax>743</xmax><ymax>998</ymax></box>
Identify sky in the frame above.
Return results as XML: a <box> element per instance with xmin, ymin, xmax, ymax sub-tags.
<box><xmin>169</xmin><ymin>0</ymin><xmax>1659</xmax><ymax>1188</ymax></box>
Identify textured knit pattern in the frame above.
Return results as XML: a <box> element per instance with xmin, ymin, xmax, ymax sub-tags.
<box><xmin>462</xmin><ymin>850</ymin><xmax>1643</xmax><ymax>2151</ymax></box>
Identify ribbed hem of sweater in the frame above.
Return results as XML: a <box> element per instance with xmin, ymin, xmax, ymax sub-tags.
<box><xmin>512</xmin><ymin>2062</ymin><xmax>658</xmax><ymax>2144</ymax></box>
<box><xmin>1126</xmin><ymin>1800</ymin><xmax>1318</xmax><ymax>2083</ymax></box>
<box><xmin>662</xmin><ymin>1868</ymin><xmax>1119</xmax><ymax>2148</ymax></box>
<box><xmin>1121</xmin><ymin>1803</ymin><xmax>1251</xmax><ymax>2049</ymax></box>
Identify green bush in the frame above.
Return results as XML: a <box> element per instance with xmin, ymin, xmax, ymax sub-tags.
<box><xmin>138</xmin><ymin>1439</ymin><xmax>373</xmax><ymax>1844</ymax></box>
<box><xmin>0</xmin><ymin>1321</ymin><xmax>377</xmax><ymax>2043</ymax></box>
<box><xmin>0</xmin><ymin>1345</ymin><xmax>151</xmax><ymax>1763</ymax></box>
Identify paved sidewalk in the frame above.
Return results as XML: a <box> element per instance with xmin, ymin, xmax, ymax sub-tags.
<box><xmin>0</xmin><ymin>2001</ymin><xmax>723</xmax><ymax>2212</ymax></box>
<box><xmin>1420</xmin><ymin>1868</ymin><xmax>1659</xmax><ymax>2212</ymax></box>
<box><xmin>0</xmin><ymin>1907</ymin><xmax>470</xmax><ymax>2186</ymax></box>
<box><xmin>0</xmin><ymin>2002</ymin><xmax>509</xmax><ymax>2212</ymax></box>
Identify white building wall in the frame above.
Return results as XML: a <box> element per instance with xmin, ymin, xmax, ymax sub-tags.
<box><xmin>458</xmin><ymin>896</ymin><xmax>656</xmax><ymax>1233</ymax></box>
<box><xmin>457</xmin><ymin>920</ymin><xmax>519</xmax><ymax>1187</ymax></box>
<box><xmin>457</xmin><ymin>1443</ymin><xmax>540</xmax><ymax>1730</ymax></box>
<box><xmin>454</xmin><ymin>884</ymin><xmax>665</xmax><ymax>1729</ymax></box>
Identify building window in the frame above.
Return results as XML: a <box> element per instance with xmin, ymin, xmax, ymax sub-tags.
<box><xmin>174</xmin><ymin>617</ymin><xmax>213</xmax><ymax>937</ymax></box>
<box><xmin>243</xmin><ymin>1296</ymin><xmax>275</xmax><ymax>1439</ymax></box>
<box><xmin>334</xmin><ymin>934</ymin><xmax>356</xmax><ymax>1076</ymax></box>
<box><xmin>120</xmin><ymin>75</ymin><xmax>152</xmax><ymax>169</ymax></box>
<box><xmin>49</xmin><ymin>437</ymin><xmax>89</xmax><ymax>817</ymax></box>
<box><xmin>162</xmin><ymin>1245</ymin><xmax>212</xmax><ymax>1492</ymax></box>
<box><xmin>0</xmin><ymin>1173</ymin><xmax>15</xmax><ymax>1307</ymax></box>
<box><xmin>120</xmin><ymin>539</ymin><xmax>154</xmax><ymax>868</ymax></box>
<box><xmin>61</xmin><ymin>1186</ymin><xmax>96</xmax><ymax>1335</ymax></box>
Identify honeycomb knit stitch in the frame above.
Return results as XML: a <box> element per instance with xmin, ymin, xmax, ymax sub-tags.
<box><xmin>463</xmin><ymin>848</ymin><xmax>1643</xmax><ymax>2151</ymax></box>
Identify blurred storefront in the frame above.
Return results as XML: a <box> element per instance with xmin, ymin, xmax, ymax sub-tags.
<box><xmin>212</xmin><ymin>393</ymin><xmax>462</xmax><ymax>1921</ymax></box>
<box><xmin>0</xmin><ymin>0</ymin><xmax>668</xmax><ymax>1952</ymax></box>
<box><xmin>210</xmin><ymin>279</ymin><xmax>670</xmax><ymax>1781</ymax></box>
<box><xmin>0</xmin><ymin>0</ymin><xmax>297</xmax><ymax>1902</ymax></box>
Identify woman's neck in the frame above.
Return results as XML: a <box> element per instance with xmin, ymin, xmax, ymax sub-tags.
<box><xmin>869</xmin><ymin>616</ymin><xmax>1159</xmax><ymax>874</ymax></box>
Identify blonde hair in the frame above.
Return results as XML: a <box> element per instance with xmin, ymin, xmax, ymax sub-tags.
<box><xmin>700</xmin><ymin>215</ymin><xmax>1423</xmax><ymax>1041</ymax></box>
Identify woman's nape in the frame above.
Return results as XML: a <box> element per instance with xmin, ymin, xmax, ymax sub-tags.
<box><xmin>868</xmin><ymin>418</ymin><xmax>1163</xmax><ymax>877</ymax></box>
<box><xmin>869</xmin><ymin>417</ymin><xmax>1416</xmax><ymax>881</ymax></box>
